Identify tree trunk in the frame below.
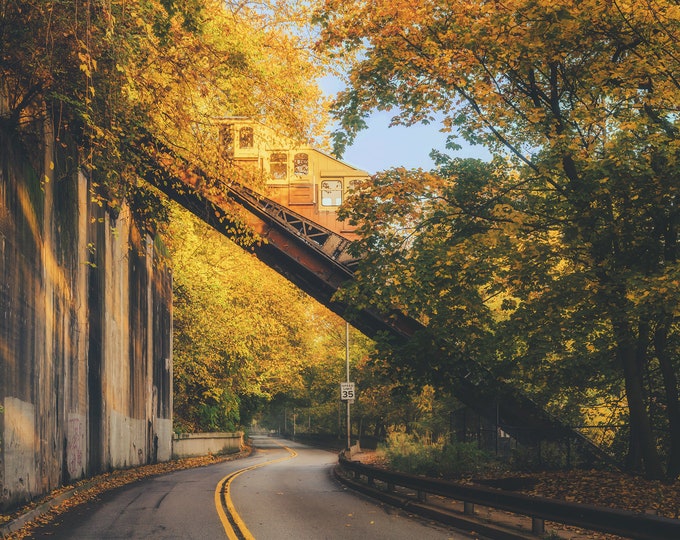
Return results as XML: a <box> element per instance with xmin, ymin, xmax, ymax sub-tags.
<box><xmin>373</xmin><ymin>420</ymin><xmax>385</xmax><ymax>439</ymax></box>
<box><xmin>654</xmin><ymin>323</ymin><xmax>680</xmax><ymax>478</ymax></box>
<box><xmin>615</xmin><ymin>320</ymin><xmax>665</xmax><ymax>479</ymax></box>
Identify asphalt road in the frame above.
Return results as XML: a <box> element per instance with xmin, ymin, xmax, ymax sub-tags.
<box><xmin>29</xmin><ymin>436</ymin><xmax>473</xmax><ymax>539</ymax></box>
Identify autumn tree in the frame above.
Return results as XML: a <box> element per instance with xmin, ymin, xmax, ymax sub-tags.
<box><xmin>167</xmin><ymin>204</ymin><xmax>316</xmax><ymax>431</ymax></box>
<box><xmin>1</xmin><ymin>0</ymin><xmax>327</xmax><ymax>221</ymax></box>
<box><xmin>1</xmin><ymin>0</ymin><xmax>347</xmax><ymax>433</ymax></box>
<box><xmin>168</xmin><ymin>203</ymin><xmax>386</xmax><ymax>435</ymax></box>
<box><xmin>318</xmin><ymin>0</ymin><xmax>680</xmax><ymax>478</ymax></box>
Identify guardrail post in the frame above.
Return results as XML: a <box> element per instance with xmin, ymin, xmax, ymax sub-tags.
<box><xmin>387</xmin><ymin>482</ymin><xmax>395</xmax><ymax>492</ymax></box>
<box><xmin>367</xmin><ymin>475</ymin><xmax>375</xmax><ymax>486</ymax></box>
<box><xmin>354</xmin><ymin>470</ymin><xmax>361</xmax><ymax>480</ymax></box>
<box><xmin>464</xmin><ymin>502</ymin><xmax>475</xmax><ymax>515</ymax></box>
<box><xmin>418</xmin><ymin>490</ymin><xmax>427</xmax><ymax>502</ymax></box>
<box><xmin>532</xmin><ymin>517</ymin><xmax>544</xmax><ymax>535</ymax></box>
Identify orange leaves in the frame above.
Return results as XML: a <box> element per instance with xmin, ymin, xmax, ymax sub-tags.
<box><xmin>518</xmin><ymin>469</ymin><xmax>680</xmax><ymax>520</ymax></box>
<box><xmin>319</xmin><ymin>0</ymin><xmax>679</xmax><ymax>170</ymax></box>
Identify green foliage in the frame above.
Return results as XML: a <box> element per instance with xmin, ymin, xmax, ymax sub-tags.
<box><xmin>509</xmin><ymin>443</ymin><xmax>572</xmax><ymax>472</ymax></box>
<box><xmin>197</xmin><ymin>390</ymin><xmax>240</xmax><ymax>433</ymax></box>
<box><xmin>128</xmin><ymin>185</ymin><xmax>170</xmax><ymax>234</ymax></box>
<box><xmin>381</xmin><ymin>430</ymin><xmax>495</xmax><ymax>478</ymax></box>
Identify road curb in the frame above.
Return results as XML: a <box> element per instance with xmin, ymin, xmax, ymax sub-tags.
<box><xmin>1</xmin><ymin>449</ymin><xmax>253</xmax><ymax>538</ymax></box>
<box><xmin>0</xmin><ymin>478</ymin><xmax>102</xmax><ymax>537</ymax></box>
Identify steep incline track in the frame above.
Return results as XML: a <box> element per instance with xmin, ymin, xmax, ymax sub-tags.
<box><xmin>136</xmin><ymin>136</ymin><xmax>614</xmax><ymax>466</ymax></box>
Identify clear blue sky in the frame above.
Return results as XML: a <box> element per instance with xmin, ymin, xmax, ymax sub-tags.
<box><xmin>320</xmin><ymin>77</ymin><xmax>490</xmax><ymax>174</ymax></box>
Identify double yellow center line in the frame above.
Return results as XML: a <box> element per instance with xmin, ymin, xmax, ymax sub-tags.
<box><xmin>214</xmin><ymin>441</ymin><xmax>298</xmax><ymax>539</ymax></box>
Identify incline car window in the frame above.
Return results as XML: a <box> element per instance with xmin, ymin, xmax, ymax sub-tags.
<box><xmin>270</xmin><ymin>152</ymin><xmax>287</xmax><ymax>180</ymax></box>
<box><xmin>220</xmin><ymin>125</ymin><xmax>234</xmax><ymax>158</ymax></box>
<box><xmin>321</xmin><ymin>180</ymin><xmax>342</xmax><ymax>206</ymax></box>
<box><xmin>239</xmin><ymin>127</ymin><xmax>254</xmax><ymax>148</ymax></box>
<box><xmin>293</xmin><ymin>153</ymin><xmax>309</xmax><ymax>176</ymax></box>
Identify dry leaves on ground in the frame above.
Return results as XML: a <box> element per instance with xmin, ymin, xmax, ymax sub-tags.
<box><xmin>522</xmin><ymin>469</ymin><xmax>680</xmax><ymax>519</ymax></box>
<box><xmin>355</xmin><ymin>452</ymin><xmax>680</xmax><ymax>519</ymax></box>
<box><xmin>0</xmin><ymin>448</ymin><xmax>251</xmax><ymax>539</ymax></box>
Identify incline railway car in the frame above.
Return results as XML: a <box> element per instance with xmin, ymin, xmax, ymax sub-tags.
<box><xmin>219</xmin><ymin>117</ymin><xmax>369</xmax><ymax>240</ymax></box>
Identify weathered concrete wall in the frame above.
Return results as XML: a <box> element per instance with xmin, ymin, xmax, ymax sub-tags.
<box><xmin>172</xmin><ymin>432</ymin><xmax>243</xmax><ymax>459</ymax></box>
<box><xmin>0</xmin><ymin>113</ymin><xmax>173</xmax><ymax>510</ymax></box>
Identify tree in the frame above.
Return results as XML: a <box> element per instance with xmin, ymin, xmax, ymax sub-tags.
<box><xmin>1</xmin><ymin>0</ymin><xmax>335</xmax><ymax>431</ymax></box>
<box><xmin>167</xmin><ymin>203</ymin><xmax>386</xmax><ymax>435</ymax></box>
<box><xmin>1</xmin><ymin>0</ymin><xmax>328</xmax><ymax>223</ymax></box>
<box><xmin>167</xmin><ymin>203</ymin><xmax>315</xmax><ymax>431</ymax></box>
<box><xmin>318</xmin><ymin>0</ymin><xmax>680</xmax><ymax>478</ymax></box>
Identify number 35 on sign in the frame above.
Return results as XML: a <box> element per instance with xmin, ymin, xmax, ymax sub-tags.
<box><xmin>340</xmin><ymin>382</ymin><xmax>355</xmax><ymax>401</ymax></box>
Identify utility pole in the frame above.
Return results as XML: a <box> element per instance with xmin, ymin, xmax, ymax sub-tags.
<box><xmin>346</xmin><ymin>321</ymin><xmax>351</xmax><ymax>450</ymax></box>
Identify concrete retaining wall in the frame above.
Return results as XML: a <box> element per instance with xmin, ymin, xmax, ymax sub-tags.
<box><xmin>0</xmin><ymin>110</ymin><xmax>173</xmax><ymax>510</ymax></box>
<box><xmin>172</xmin><ymin>433</ymin><xmax>243</xmax><ymax>458</ymax></box>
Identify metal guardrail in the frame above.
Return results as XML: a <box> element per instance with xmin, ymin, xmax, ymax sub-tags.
<box><xmin>337</xmin><ymin>453</ymin><xmax>680</xmax><ymax>540</ymax></box>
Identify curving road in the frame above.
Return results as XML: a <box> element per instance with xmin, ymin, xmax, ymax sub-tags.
<box><xmin>30</xmin><ymin>436</ymin><xmax>473</xmax><ymax>539</ymax></box>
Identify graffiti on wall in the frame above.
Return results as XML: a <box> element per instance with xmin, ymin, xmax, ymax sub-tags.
<box><xmin>67</xmin><ymin>414</ymin><xmax>85</xmax><ymax>479</ymax></box>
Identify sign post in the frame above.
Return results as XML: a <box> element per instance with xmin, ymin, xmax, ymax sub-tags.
<box><xmin>345</xmin><ymin>323</ymin><xmax>351</xmax><ymax>449</ymax></box>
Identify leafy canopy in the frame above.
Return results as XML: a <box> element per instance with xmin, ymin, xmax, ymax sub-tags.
<box><xmin>318</xmin><ymin>0</ymin><xmax>680</xmax><ymax>478</ymax></box>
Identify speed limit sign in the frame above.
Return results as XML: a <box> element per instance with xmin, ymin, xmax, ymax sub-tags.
<box><xmin>340</xmin><ymin>382</ymin><xmax>355</xmax><ymax>401</ymax></box>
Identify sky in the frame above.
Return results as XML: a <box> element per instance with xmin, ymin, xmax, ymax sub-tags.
<box><xmin>320</xmin><ymin>77</ymin><xmax>490</xmax><ymax>175</ymax></box>
<box><xmin>338</xmin><ymin>111</ymin><xmax>491</xmax><ymax>174</ymax></box>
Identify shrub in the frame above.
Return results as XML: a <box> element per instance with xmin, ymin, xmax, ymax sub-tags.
<box><xmin>438</xmin><ymin>440</ymin><xmax>493</xmax><ymax>477</ymax></box>
<box><xmin>379</xmin><ymin>429</ymin><xmax>496</xmax><ymax>478</ymax></box>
